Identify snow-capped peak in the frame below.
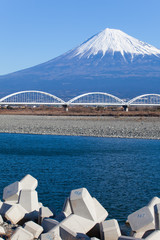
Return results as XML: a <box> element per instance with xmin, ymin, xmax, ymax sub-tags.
<box><xmin>71</xmin><ymin>28</ymin><xmax>160</xmax><ymax>58</ymax></box>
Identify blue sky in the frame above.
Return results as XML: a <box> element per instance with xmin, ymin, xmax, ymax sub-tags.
<box><xmin>0</xmin><ymin>0</ymin><xmax>160</xmax><ymax>75</ymax></box>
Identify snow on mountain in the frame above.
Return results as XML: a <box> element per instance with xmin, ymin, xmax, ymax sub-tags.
<box><xmin>0</xmin><ymin>28</ymin><xmax>160</xmax><ymax>98</ymax></box>
<box><xmin>69</xmin><ymin>28</ymin><xmax>160</xmax><ymax>59</ymax></box>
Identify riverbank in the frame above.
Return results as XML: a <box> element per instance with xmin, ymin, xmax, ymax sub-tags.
<box><xmin>0</xmin><ymin>115</ymin><xmax>159</xmax><ymax>139</ymax></box>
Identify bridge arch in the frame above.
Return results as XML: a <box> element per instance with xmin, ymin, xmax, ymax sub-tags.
<box><xmin>128</xmin><ymin>94</ymin><xmax>160</xmax><ymax>106</ymax></box>
<box><xmin>0</xmin><ymin>90</ymin><xmax>65</xmax><ymax>105</ymax></box>
<box><xmin>68</xmin><ymin>92</ymin><xmax>125</xmax><ymax>106</ymax></box>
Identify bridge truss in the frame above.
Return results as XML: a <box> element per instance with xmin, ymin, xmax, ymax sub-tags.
<box><xmin>0</xmin><ymin>91</ymin><xmax>65</xmax><ymax>106</ymax></box>
<box><xmin>128</xmin><ymin>94</ymin><xmax>160</xmax><ymax>106</ymax></box>
<box><xmin>0</xmin><ymin>91</ymin><xmax>160</xmax><ymax>108</ymax></box>
<box><xmin>68</xmin><ymin>92</ymin><xmax>125</xmax><ymax>106</ymax></box>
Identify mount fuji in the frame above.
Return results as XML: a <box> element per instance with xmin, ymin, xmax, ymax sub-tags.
<box><xmin>0</xmin><ymin>28</ymin><xmax>160</xmax><ymax>99</ymax></box>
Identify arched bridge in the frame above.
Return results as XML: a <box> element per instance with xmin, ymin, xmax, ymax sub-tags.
<box><xmin>0</xmin><ymin>91</ymin><xmax>160</xmax><ymax>108</ymax></box>
<box><xmin>0</xmin><ymin>90</ymin><xmax>65</xmax><ymax>106</ymax></box>
<box><xmin>128</xmin><ymin>94</ymin><xmax>160</xmax><ymax>106</ymax></box>
<box><xmin>68</xmin><ymin>92</ymin><xmax>125</xmax><ymax>106</ymax></box>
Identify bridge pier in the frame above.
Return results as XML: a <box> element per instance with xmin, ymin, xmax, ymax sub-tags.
<box><xmin>123</xmin><ymin>105</ymin><xmax>129</xmax><ymax>112</ymax></box>
<box><xmin>63</xmin><ymin>104</ymin><xmax>69</xmax><ymax>112</ymax></box>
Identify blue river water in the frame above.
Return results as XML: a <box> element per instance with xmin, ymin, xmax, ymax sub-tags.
<box><xmin>0</xmin><ymin>133</ymin><xmax>160</xmax><ymax>225</ymax></box>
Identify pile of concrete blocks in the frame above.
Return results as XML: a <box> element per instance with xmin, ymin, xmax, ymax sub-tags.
<box><xmin>0</xmin><ymin>175</ymin><xmax>160</xmax><ymax>240</ymax></box>
<box><xmin>0</xmin><ymin>174</ymin><xmax>54</xmax><ymax>239</ymax></box>
<box><xmin>124</xmin><ymin>196</ymin><xmax>160</xmax><ymax>239</ymax></box>
<box><xmin>40</xmin><ymin>187</ymin><xmax>121</xmax><ymax>240</ymax></box>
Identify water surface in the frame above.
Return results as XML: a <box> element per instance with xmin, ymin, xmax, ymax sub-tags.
<box><xmin>0</xmin><ymin>133</ymin><xmax>159</xmax><ymax>225</ymax></box>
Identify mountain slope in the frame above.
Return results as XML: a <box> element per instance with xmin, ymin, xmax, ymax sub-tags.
<box><xmin>0</xmin><ymin>28</ymin><xmax>160</xmax><ymax>99</ymax></box>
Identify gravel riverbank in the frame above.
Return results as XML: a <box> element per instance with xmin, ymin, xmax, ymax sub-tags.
<box><xmin>0</xmin><ymin>115</ymin><xmax>159</xmax><ymax>139</ymax></box>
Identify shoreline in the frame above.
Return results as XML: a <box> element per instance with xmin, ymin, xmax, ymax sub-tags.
<box><xmin>0</xmin><ymin>115</ymin><xmax>159</xmax><ymax>139</ymax></box>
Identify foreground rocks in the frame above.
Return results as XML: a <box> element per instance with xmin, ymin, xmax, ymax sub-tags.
<box><xmin>0</xmin><ymin>175</ymin><xmax>160</xmax><ymax>239</ymax></box>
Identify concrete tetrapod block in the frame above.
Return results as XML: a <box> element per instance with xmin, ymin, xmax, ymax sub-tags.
<box><xmin>128</xmin><ymin>206</ymin><xmax>155</xmax><ymax>232</ymax></box>
<box><xmin>19</xmin><ymin>190</ymin><xmax>39</xmax><ymax>212</ymax></box>
<box><xmin>148</xmin><ymin>197</ymin><xmax>160</xmax><ymax>223</ymax></box>
<box><xmin>47</xmin><ymin>214</ymin><xmax>94</xmax><ymax>239</ymax></box>
<box><xmin>92</xmin><ymin>197</ymin><xmax>108</xmax><ymax>223</ymax></box>
<box><xmin>20</xmin><ymin>174</ymin><xmax>38</xmax><ymax>190</ymax></box>
<box><xmin>145</xmin><ymin>230</ymin><xmax>160</xmax><ymax>239</ymax></box>
<box><xmin>40</xmin><ymin>231</ymin><xmax>62</xmax><ymax>240</ymax></box>
<box><xmin>5</xmin><ymin>204</ymin><xmax>27</xmax><ymax>224</ymax></box>
<box><xmin>62</xmin><ymin>197</ymin><xmax>73</xmax><ymax>217</ymax></box>
<box><xmin>0</xmin><ymin>226</ymin><xmax>5</xmax><ymax>235</ymax></box>
<box><xmin>10</xmin><ymin>227</ymin><xmax>34</xmax><ymax>240</ymax></box>
<box><xmin>0</xmin><ymin>202</ymin><xmax>16</xmax><ymax>217</ymax></box>
<box><xmin>60</xmin><ymin>224</ymin><xmax>90</xmax><ymax>240</ymax></box>
<box><xmin>132</xmin><ymin>231</ymin><xmax>145</xmax><ymax>238</ymax></box>
<box><xmin>41</xmin><ymin>218</ymin><xmax>59</xmax><ymax>233</ymax></box>
<box><xmin>3</xmin><ymin>181</ymin><xmax>21</xmax><ymax>203</ymax></box>
<box><xmin>24</xmin><ymin>220</ymin><xmax>43</xmax><ymax>238</ymax></box>
<box><xmin>0</xmin><ymin>201</ymin><xmax>3</xmax><ymax>209</ymax></box>
<box><xmin>39</xmin><ymin>202</ymin><xmax>43</xmax><ymax>208</ymax></box>
<box><xmin>60</xmin><ymin>214</ymin><xmax>95</xmax><ymax>235</ymax></box>
<box><xmin>118</xmin><ymin>237</ymin><xmax>141</xmax><ymax>240</ymax></box>
<box><xmin>147</xmin><ymin>197</ymin><xmax>160</xmax><ymax>212</ymax></box>
<box><xmin>70</xmin><ymin>188</ymin><xmax>97</xmax><ymax>221</ymax></box>
<box><xmin>155</xmin><ymin>203</ymin><xmax>160</xmax><ymax>229</ymax></box>
<box><xmin>100</xmin><ymin>219</ymin><xmax>121</xmax><ymax>240</ymax></box>
<box><xmin>38</xmin><ymin>206</ymin><xmax>54</xmax><ymax>224</ymax></box>
<box><xmin>0</xmin><ymin>215</ymin><xmax>3</xmax><ymax>224</ymax></box>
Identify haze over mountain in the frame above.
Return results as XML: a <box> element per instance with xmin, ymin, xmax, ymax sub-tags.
<box><xmin>0</xmin><ymin>28</ymin><xmax>160</xmax><ymax>99</ymax></box>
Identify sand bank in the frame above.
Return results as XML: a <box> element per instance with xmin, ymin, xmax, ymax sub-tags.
<box><xmin>0</xmin><ymin>115</ymin><xmax>159</xmax><ymax>139</ymax></box>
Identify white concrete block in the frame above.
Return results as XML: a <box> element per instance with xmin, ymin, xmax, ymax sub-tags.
<box><xmin>0</xmin><ymin>201</ymin><xmax>3</xmax><ymax>209</ymax></box>
<box><xmin>0</xmin><ymin>215</ymin><xmax>3</xmax><ymax>224</ymax></box>
<box><xmin>20</xmin><ymin>174</ymin><xmax>38</xmax><ymax>190</ymax></box>
<box><xmin>148</xmin><ymin>197</ymin><xmax>160</xmax><ymax>218</ymax></box>
<box><xmin>128</xmin><ymin>206</ymin><xmax>154</xmax><ymax>232</ymax></box>
<box><xmin>60</xmin><ymin>214</ymin><xmax>95</xmax><ymax>234</ymax></box>
<box><xmin>38</xmin><ymin>206</ymin><xmax>53</xmax><ymax>224</ymax></box>
<box><xmin>132</xmin><ymin>231</ymin><xmax>145</xmax><ymax>238</ymax></box>
<box><xmin>41</xmin><ymin>218</ymin><xmax>59</xmax><ymax>233</ymax></box>
<box><xmin>39</xmin><ymin>202</ymin><xmax>43</xmax><ymax>208</ymax></box>
<box><xmin>48</xmin><ymin>225</ymin><xmax>60</xmax><ymax>238</ymax></box>
<box><xmin>93</xmin><ymin>197</ymin><xmax>108</xmax><ymax>223</ymax></box>
<box><xmin>19</xmin><ymin>190</ymin><xmax>39</xmax><ymax>212</ymax></box>
<box><xmin>148</xmin><ymin>197</ymin><xmax>160</xmax><ymax>209</ymax></box>
<box><xmin>10</xmin><ymin>227</ymin><xmax>34</xmax><ymax>240</ymax></box>
<box><xmin>70</xmin><ymin>188</ymin><xmax>97</xmax><ymax>221</ymax></box>
<box><xmin>62</xmin><ymin>197</ymin><xmax>72</xmax><ymax>217</ymax></box>
<box><xmin>118</xmin><ymin>237</ymin><xmax>141</xmax><ymax>240</ymax></box>
<box><xmin>155</xmin><ymin>203</ymin><xmax>160</xmax><ymax>229</ymax></box>
<box><xmin>24</xmin><ymin>220</ymin><xmax>43</xmax><ymax>238</ymax></box>
<box><xmin>145</xmin><ymin>230</ymin><xmax>160</xmax><ymax>239</ymax></box>
<box><xmin>5</xmin><ymin>204</ymin><xmax>27</xmax><ymax>224</ymax></box>
<box><xmin>60</xmin><ymin>224</ymin><xmax>90</xmax><ymax>239</ymax></box>
<box><xmin>0</xmin><ymin>202</ymin><xmax>15</xmax><ymax>217</ymax></box>
<box><xmin>100</xmin><ymin>219</ymin><xmax>121</xmax><ymax>240</ymax></box>
<box><xmin>3</xmin><ymin>181</ymin><xmax>21</xmax><ymax>202</ymax></box>
<box><xmin>91</xmin><ymin>238</ymin><xmax>100</xmax><ymax>240</ymax></box>
<box><xmin>40</xmin><ymin>231</ymin><xmax>62</xmax><ymax>240</ymax></box>
<box><xmin>0</xmin><ymin>226</ymin><xmax>5</xmax><ymax>235</ymax></box>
